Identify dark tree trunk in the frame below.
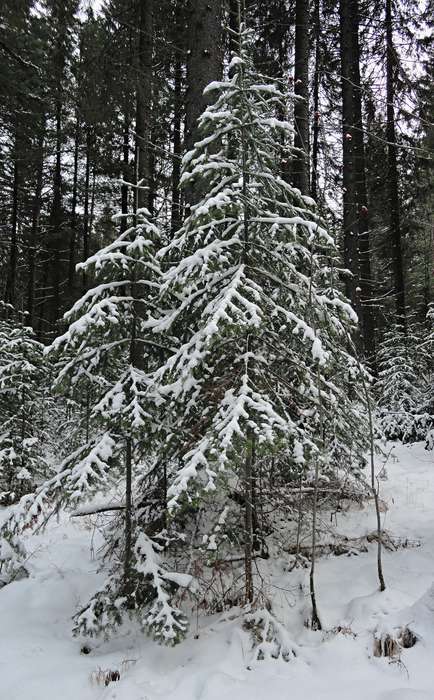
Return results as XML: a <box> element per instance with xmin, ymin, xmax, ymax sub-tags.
<box><xmin>135</xmin><ymin>0</ymin><xmax>154</xmax><ymax>212</ymax></box>
<box><xmin>350</xmin><ymin>3</ymin><xmax>376</xmax><ymax>362</ymax></box>
<box><xmin>228</xmin><ymin>0</ymin><xmax>238</xmax><ymax>59</ymax></box>
<box><xmin>5</xmin><ymin>152</ymin><xmax>19</xmax><ymax>308</ymax></box>
<box><xmin>171</xmin><ymin>37</ymin><xmax>183</xmax><ymax>235</ymax></box>
<box><xmin>68</xmin><ymin>113</ymin><xmax>79</xmax><ymax>294</ymax></box>
<box><xmin>244</xmin><ymin>432</ymin><xmax>254</xmax><ymax>604</ymax></box>
<box><xmin>44</xmin><ymin>1</ymin><xmax>75</xmax><ymax>334</ymax></box>
<box><xmin>311</xmin><ymin>0</ymin><xmax>321</xmax><ymax>201</ymax></box>
<box><xmin>340</xmin><ymin>0</ymin><xmax>377</xmax><ymax>359</ymax></box>
<box><xmin>385</xmin><ymin>0</ymin><xmax>406</xmax><ymax>325</ymax></box>
<box><xmin>82</xmin><ymin>127</ymin><xmax>91</xmax><ymax>269</ymax></box>
<box><xmin>293</xmin><ymin>0</ymin><xmax>310</xmax><ymax>194</ymax></box>
<box><xmin>124</xmin><ymin>435</ymin><xmax>133</xmax><ymax>593</ymax></box>
<box><xmin>124</xmin><ymin>272</ymin><xmax>141</xmax><ymax>593</ymax></box>
<box><xmin>184</xmin><ymin>0</ymin><xmax>223</xmax><ymax>207</ymax></box>
<box><xmin>47</xmin><ymin>98</ymin><xmax>63</xmax><ymax>330</ymax></box>
<box><xmin>339</xmin><ymin>0</ymin><xmax>361</xmax><ymax>322</ymax></box>
<box><xmin>148</xmin><ymin>129</ymin><xmax>156</xmax><ymax>216</ymax></box>
<box><xmin>27</xmin><ymin>124</ymin><xmax>45</xmax><ymax>327</ymax></box>
<box><xmin>121</xmin><ymin>108</ymin><xmax>130</xmax><ymax>234</ymax></box>
<box><xmin>89</xmin><ymin>165</ymin><xmax>96</xmax><ymax>235</ymax></box>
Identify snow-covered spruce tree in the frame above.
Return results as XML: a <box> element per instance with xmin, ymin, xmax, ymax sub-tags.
<box><xmin>0</xmin><ymin>304</ymin><xmax>48</xmax><ymax>506</ymax></box>
<box><xmin>376</xmin><ymin>319</ymin><xmax>433</xmax><ymax>445</ymax></box>
<box><xmin>0</xmin><ymin>208</ymin><xmax>189</xmax><ymax>643</ymax></box>
<box><xmin>423</xmin><ymin>305</ymin><xmax>434</xmax><ymax>449</ymax></box>
<box><xmin>147</xmin><ymin>26</ymin><xmax>369</xmax><ymax>617</ymax></box>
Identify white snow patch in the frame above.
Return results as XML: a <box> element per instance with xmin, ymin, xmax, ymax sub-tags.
<box><xmin>1</xmin><ymin>443</ymin><xmax>434</xmax><ymax>699</ymax></box>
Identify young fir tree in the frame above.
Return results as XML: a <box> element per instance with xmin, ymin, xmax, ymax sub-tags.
<box><xmin>376</xmin><ymin>320</ymin><xmax>433</xmax><ymax>445</ymax></box>
<box><xmin>0</xmin><ymin>27</ymin><xmax>372</xmax><ymax>642</ymax></box>
<box><xmin>0</xmin><ymin>304</ymin><xmax>48</xmax><ymax>505</ymax></box>
<box><xmin>0</xmin><ymin>207</ymin><xmax>189</xmax><ymax>642</ymax></box>
<box><xmin>147</xmin><ymin>25</ymin><xmax>369</xmax><ymax>616</ymax></box>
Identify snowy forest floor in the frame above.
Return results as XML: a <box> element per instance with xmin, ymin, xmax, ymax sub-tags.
<box><xmin>1</xmin><ymin>442</ymin><xmax>434</xmax><ymax>700</ymax></box>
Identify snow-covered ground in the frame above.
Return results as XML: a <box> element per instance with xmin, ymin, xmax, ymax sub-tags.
<box><xmin>1</xmin><ymin>442</ymin><xmax>433</xmax><ymax>700</ymax></box>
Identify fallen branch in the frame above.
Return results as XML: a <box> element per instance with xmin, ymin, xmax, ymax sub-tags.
<box><xmin>70</xmin><ymin>503</ymin><xmax>125</xmax><ymax>517</ymax></box>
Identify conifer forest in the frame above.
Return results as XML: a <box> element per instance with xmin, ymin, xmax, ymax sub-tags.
<box><xmin>0</xmin><ymin>1</ymin><xmax>433</xmax><ymax>698</ymax></box>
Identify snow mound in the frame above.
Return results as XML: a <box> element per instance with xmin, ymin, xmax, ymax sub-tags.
<box><xmin>376</xmin><ymin>582</ymin><xmax>434</xmax><ymax>648</ymax></box>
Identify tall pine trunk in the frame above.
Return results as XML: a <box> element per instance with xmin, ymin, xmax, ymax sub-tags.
<box><xmin>135</xmin><ymin>0</ymin><xmax>154</xmax><ymax>211</ymax></box>
<box><xmin>82</xmin><ymin>127</ymin><xmax>92</xmax><ymax>290</ymax></box>
<box><xmin>68</xmin><ymin>113</ymin><xmax>79</xmax><ymax>295</ymax></box>
<box><xmin>171</xmin><ymin>27</ymin><xmax>183</xmax><ymax>235</ymax></box>
<box><xmin>293</xmin><ymin>0</ymin><xmax>310</xmax><ymax>194</ymax></box>
<box><xmin>339</xmin><ymin>0</ymin><xmax>361</xmax><ymax>326</ymax></box>
<box><xmin>27</xmin><ymin>123</ymin><xmax>45</xmax><ymax>326</ymax></box>
<box><xmin>184</xmin><ymin>0</ymin><xmax>223</xmax><ymax>207</ymax></box>
<box><xmin>5</xmin><ymin>150</ymin><xmax>19</xmax><ymax>308</ymax></box>
<box><xmin>83</xmin><ymin>136</ymin><xmax>91</xmax><ymax>254</ymax></box>
<box><xmin>121</xmin><ymin>108</ymin><xmax>130</xmax><ymax>234</ymax></box>
<box><xmin>385</xmin><ymin>0</ymin><xmax>406</xmax><ymax>325</ymax></box>
<box><xmin>124</xmin><ymin>434</ymin><xmax>133</xmax><ymax>594</ymax></box>
<box><xmin>350</xmin><ymin>0</ymin><xmax>376</xmax><ymax>362</ymax></box>
<box><xmin>47</xmin><ymin>98</ymin><xmax>63</xmax><ymax>331</ymax></box>
<box><xmin>311</xmin><ymin>0</ymin><xmax>321</xmax><ymax>201</ymax></box>
<box><xmin>244</xmin><ymin>431</ymin><xmax>254</xmax><ymax>604</ymax></box>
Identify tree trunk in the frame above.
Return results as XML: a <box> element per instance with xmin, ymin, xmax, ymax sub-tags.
<box><xmin>68</xmin><ymin>113</ymin><xmax>79</xmax><ymax>295</ymax></box>
<box><xmin>5</xmin><ymin>152</ymin><xmax>19</xmax><ymax>308</ymax></box>
<box><xmin>171</xmin><ymin>36</ymin><xmax>183</xmax><ymax>235</ymax></box>
<box><xmin>81</xmin><ymin>127</ymin><xmax>92</xmax><ymax>291</ymax></box>
<box><xmin>339</xmin><ymin>0</ymin><xmax>361</xmax><ymax>323</ymax></box>
<box><xmin>184</xmin><ymin>0</ymin><xmax>223</xmax><ymax>207</ymax></box>
<box><xmin>239</xmin><ymin>53</ymin><xmax>254</xmax><ymax>603</ymax></box>
<box><xmin>83</xmin><ymin>128</ymin><xmax>91</xmax><ymax>263</ymax></box>
<box><xmin>293</xmin><ymin>0</ymin><xmax>310</xmax><ymax>194</ymax></box>
<box><xmin>124</xmin><ymin>435</ymin><xmax>133</xmax><ymax>594</ymax></box>
<box><xmin>121</xmin><ymin>108</ymin><xmax>130</xmax><ymax>234</ymax></box>
<box><xmin>148</xmin><ymin>129</ymin><xmax>156</xmax><ymax>216</ymax></box>
<box><xmin>311</xmin><ymin>0</ymin><xmax>321</xmax><ymax>201</ymax></box>
<box><xmin>310</xmin><ymin>366</ymin><xmax>323</xmax><ymax>630</ymax></box>
<box><xmin>89</xmin><ymin>165</ymin><xmax>96</xmax><ymax>235</ymax></box>
<box><xmin>310</xmin><ymin>453</ymin><xmax>322</xmax><ymax>630</ymax></box>
<box><xmin>228</xmin><ymin>0</ymin><xmax>238</xmax><ymax>60</ymax></box>
<box><xmin>27</xmin><ymin>123</ymin><xmax>45</xmax><ymax>327</ymax></box>
<box><xmin>385</xmin><ymin>0</ymin><xmax>406</xmax><ymax>325</ymax></box>
<box><xmin>244</xmin><ymin>431</ymin><xmax>254</xmax><ymax>604</ymax></box>
<box><xmin>135</xmin><ymin>0</ymin><xmax>154</xmax><ymax>212</ymax></box>
<box><xmin>349</xmin><ymin>332</ymin><xmax>386</xmax><ymax>591</ymax></box>
<box><xmin>349</xmin><ymin>0</ymin><xmax>376</xmax><ymax>362</ymax></box>
<box><xmin>47</xmin><ymin>97</ymin><xmax>63</xmax><ymax>330</ymax></box>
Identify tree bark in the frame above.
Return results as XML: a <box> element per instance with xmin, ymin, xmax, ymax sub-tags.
<box><xmin>339</xmin><ymin>0</ymin><xmax>362</xmax><ymax>324</ymax></box>
<box><xmin>121</xmin><ymin>107</ymin><xmax>130</xmax><ymax>234</ymax></box>
<box><xmin>311</xmin><ymin>0</ymin><xmax>321</xmax><ymax>201</ymax></box>
<box><xmin>244</xmin><ymin>431</ymin><xmax>254</xmax><ymax>604</ymax></box>
<box><xmin>293</xmin><ymin>0</ymin><xmax>310</xmax><ymax>194</ymax></box>
<box><xmin>171</xmin><ymin>31</ymin><xmax>183</xmax><ymax>235</ymax></box>
<box><xmin>135</xmin><ymin>0</ymin><xmax>154</xmax><ymax>212</ymax></box>
<box><xmin>82</xmin><ymin>127</ymin><xmax>92</xmax><ymax>292</ymax></box>
<box><xmin>27</xmin><ymin>123</ymin><xmax>45</xmax><ymax>327</ymax></box>
<box><xmin>124</xmin><ymin>435</ymin><xmax>133</xmax><ymax>594</ymax></box>
<box><xmin>310</xmin><ymin>365</ymin><xmax>323</xmax><ymax>630</ymax></box>
<box><xmin>348</xmin><ymin>0</ymin><xmax>376</xmax><ymax>361</ymax></box>
<box><xmin>385</xmin><ymin>0</ymin><xmax>406</xmax><ymax>325</ymax></box>
<box><xmin>68</xmin><ymin>113</ymin><xmax>79</xmax><ymax>295</ymax></box>
<box><xmin>184</xmin><ymin>0</ymin><xmax>223</xmax><ymax>207</ymax></box>
<box><xmin>46</xmin><ymin>97</ymin><xmax>63</xmax><ymax>330</ymax></box>
<box><xmin>5</xmin><ymin>151</ymin><xmax>19</xmax><ymax>308</ymax></box>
